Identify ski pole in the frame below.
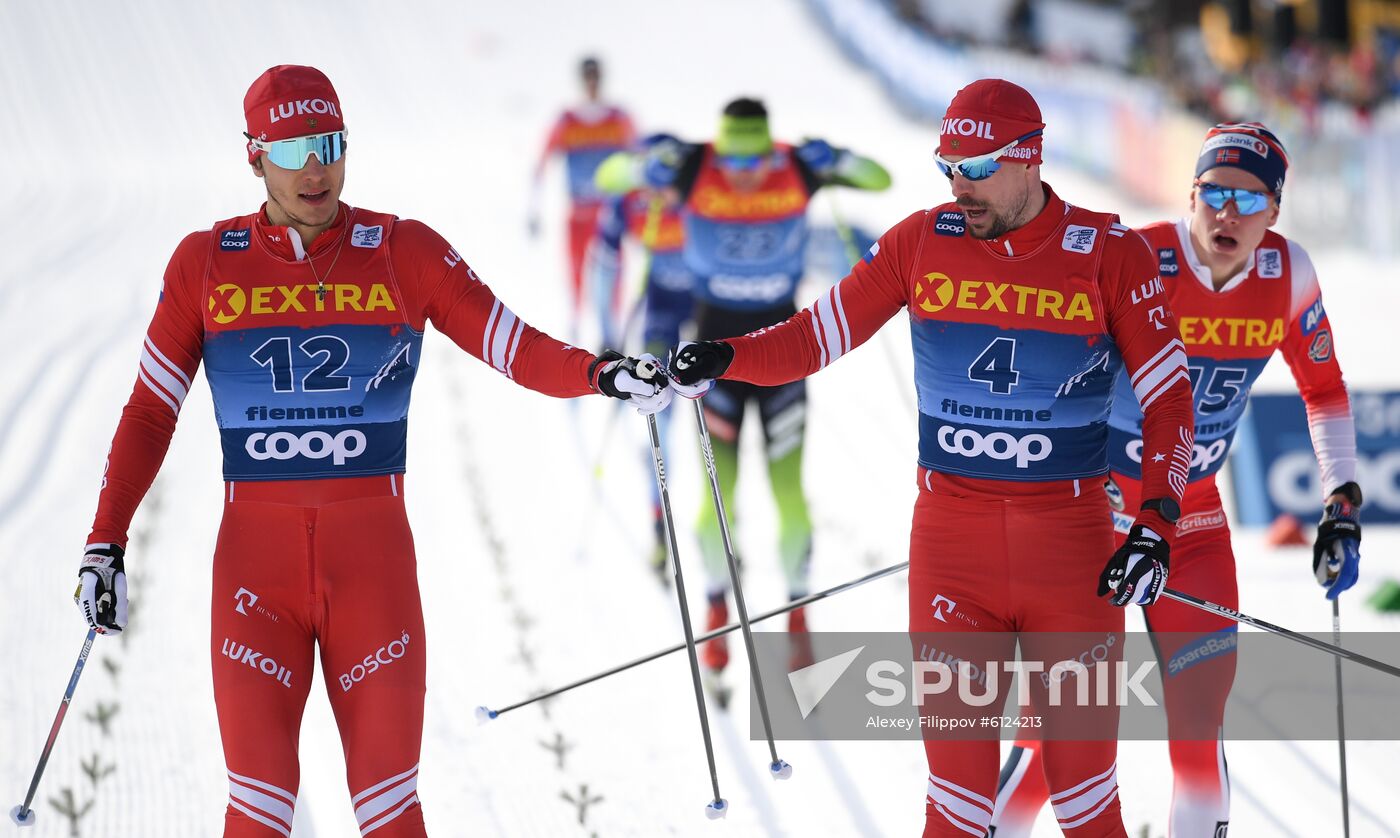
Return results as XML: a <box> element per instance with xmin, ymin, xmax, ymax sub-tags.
<box><xmin>616</xmin><ymin>195</ymin><xmax>666</xmax><ymax>352</ymax></box>
<box><xmin>585</xmin><ymin>194</ymin><xmax>668</xmax><ymax>484</ymax></box>
<box><xmin>1161</xmin><ymin>588</ymin><xmax>1400</xmax><ymax>678</ymax></box>
<box><xmin>691</xmin><ymin>397</ymin><xmax>791</xmax><ymax>780</ymax></box>
<box><xmin>10</xmin><ymin>629</ymin><xmax>98</xmax><ymax>827</ymax></box>
<box><xmin>646</xmin><ymin>406</ymin><xmax>726</xmax><ymax>818</ymax></box>
<box><xmin>1333</xmin><ymin>597</ymin><xmax>1351</xmax><ymax>838</ymax></box>
<box><xmin>477</xmin><ymin>561</ymin><xmax>908</xmax><ymax>718</ymax></box>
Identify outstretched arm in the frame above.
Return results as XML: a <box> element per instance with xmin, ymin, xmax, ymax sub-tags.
<box><xmin>392</xmin><ymin>220</ymin><xmax>596</xmax><ymax>397</ymax></box>
<box><xmin>676</xmin><ymin>211</ymin><xmax>920</xmax><ymax>388</ymax></box>
<box><xmin>794</xmin><ymin>140</ymin><xmax>893</xmax><ymax>193</ymax></box>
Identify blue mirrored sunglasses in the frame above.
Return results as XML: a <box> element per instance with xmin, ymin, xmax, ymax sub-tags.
<box><xmin>934</xmin><ymin>130</ymin><xmax>1042</xmax><ymax>181</ymax></box>
<box><xmin>716</xmin><ymin>153</ymin><xmax>766</xmax><ymax>172</ymax></box>
<box><xmin>1195</xmin><ymin>181</ymin><xmax>1273</xmax><ymax>216</ymax></box>
<box><xmin>248</xmin><ymin>130</ymin><xmax>348</xmax><ymax>170</ymax></box>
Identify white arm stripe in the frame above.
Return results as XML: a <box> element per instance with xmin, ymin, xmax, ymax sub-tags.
<box><xmin>1130</xmin><ymin>339</ymin><xmax>1185</xmax><ymax>387</ymax></box>
<box><xmin>1131</xmin><ymin>343</ymin><xmax>1189</xmax><ymax>409</ymax></box>
<box><xmin>503</xmin><ymin>315</ymin><xmax>523</xmax><ymax>379</ymax></box>
<box><xmin>137</xmin><ymin>367</ymin><xmax>182</xmax><ymax>416</ymax></box>
<box><xmin>483</xmin><ymin>300</ymin><xmax>502</xmax><ymax>368</ymax></box>
<box><xmin>812</xmin><ymin>286</ymin><xmax>851</xmax><ymax>370</ymax></box>
<box><xmin>144</xmin><ymin>337</ymin><xmax>191</xmax><ymax>389</ymax></box>
<box><xmin>1139</xmin><ymin>367</ymin><xmax>1190</xmax><ymax>411</ymax></box>
<box><xmin>483</xmin><ymin>300</ymin><xmax>521</xmax><ymax>377</ymax></box>
<box><xmin>139</xmin><ymin>341</ymin><xmax>190</xmax><ymax>415</ymax></box>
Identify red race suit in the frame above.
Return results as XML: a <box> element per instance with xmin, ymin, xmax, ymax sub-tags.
<box><xmin>87</xmin><ymin>204</ymin><xmax>596</xmax><ymax>837</ymax></box>
<box><xmin>717</xmin><ymin>187</ymin><xmax>1194</xmax><ymax>837</ymax></box>
<box><xmin>993</xmin><ymin>220</ymin><xmax>1355</xmax><ymax>837</ymax></box>
<box><xmin>535</xmin><ymin>103</ymin><xmax>635</xmax><ymax>312</ymax></box>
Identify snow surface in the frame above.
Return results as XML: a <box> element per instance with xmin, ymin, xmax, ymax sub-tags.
<box><xmin>2</xmin><ymin>1</ymin><xmax>1398</xmax><ymax>836</ymax></box>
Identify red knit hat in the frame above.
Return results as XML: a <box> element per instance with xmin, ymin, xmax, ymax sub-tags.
<box><xmin>938</xmin><ymin>79</ymin><xmax>1045</xmax><ymax>164</ymax></box>
<box><xmin>244</xmin><ymin>65</ymin><xmax>344</xmax><ymax>161</ymax></box>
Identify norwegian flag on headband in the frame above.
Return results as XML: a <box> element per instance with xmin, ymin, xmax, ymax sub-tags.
<box><xmin>1195</xmin><ymin>121</ymin><xmax>1290</xmax><ymax>195</ymax></box>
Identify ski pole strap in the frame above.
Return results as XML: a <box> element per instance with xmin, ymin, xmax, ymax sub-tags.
<box><xmin>1161</xmin><ymin>588</ymin><xmax>1400</xmax><ymax>679</ymax></box>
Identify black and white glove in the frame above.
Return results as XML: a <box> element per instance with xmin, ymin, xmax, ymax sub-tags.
<box><xmin>1098</xmin><ymin>525</ymin><xmax>1169</xmax><ymax>607</ymax></box>
<box><xmin>590</xmin><ymin>350</ymin><xmax>672</xmax><ymax>415</ymax></box>
<box><xmin>1314</xmin><ymin>482</ymin><xmax>1362</xmax><ymax>600</ymax></box>
<box><xmin>667</xmin><ymin>340</ymin><xmax>734</xmax><ymax>398</ymax></box>
<box><xmin>75</xmin><ymin>543</ymin><xmax>127</xmax><ymax>634</ymax></box>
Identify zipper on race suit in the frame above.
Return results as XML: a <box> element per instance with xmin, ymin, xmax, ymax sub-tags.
<box><xmin>305</xmin><ymin>514</ymin><xmax>317</xmax><ymax>598</ymax></box>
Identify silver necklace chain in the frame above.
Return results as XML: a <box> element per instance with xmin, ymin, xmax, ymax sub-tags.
<box><xmin>307</xmin><ymin>209</ymin><xmax>353</xmax><ymax>301</ymax></box>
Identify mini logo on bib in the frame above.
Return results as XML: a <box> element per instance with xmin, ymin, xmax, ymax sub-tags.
<box><xmin>933</xmin><ymin>211</ymin><xmax>965</xmax><ymax>237</ymax></box>
<box><xmin>220</xmin><ymin>229</ymin><xmax>251</xmax><ymax>251</ymax></box>
<box><xmin>1157</xmin><ymin>248</ymin><xmax>1179</xmax><ymax>276</ymax></box>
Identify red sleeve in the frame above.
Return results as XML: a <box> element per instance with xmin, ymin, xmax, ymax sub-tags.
<box><xmin>722</xmin><ymin>211</ymin><xmax>919</xmax><ymax>385</ymax></box>
<box><xmin>389</xmin><ymin>220</ymin><xmax>596</xmax><ymax>397</ymax></box>
<box><xmin>1102</xmin><ymin>229</ymin><xmax>1195</xmax><ymax>533</ymax></box>
<box><xmin>1278</xmin><ymin>242</ymin><xmax>1355</xmax><ymax>494</ymax></box>
<box><xmin>534</xmin><ymin>114</ymin><xmax>566</xmax><ymax>180</ymax></box>
<box><xmin>88</xmin><ymin>232</ymin><xmax>208</xmax><ymax>548</ymax></box>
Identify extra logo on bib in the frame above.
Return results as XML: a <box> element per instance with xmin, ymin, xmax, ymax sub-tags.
<box><xmin>1061</xmin><ymin>225</ymin><xmax>1097</xmax><ymax>254</ymax></box>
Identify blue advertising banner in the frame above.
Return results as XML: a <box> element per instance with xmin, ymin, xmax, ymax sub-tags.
<box><xmin>1231</xmin><ymin>391</ymin><xmax>1400</xmax><ymax>525</ymax></box>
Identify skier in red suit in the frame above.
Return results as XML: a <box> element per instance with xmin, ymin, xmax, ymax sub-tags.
<box><xmin>989</xmin><ymin>123</ymin><xmax>1362</xmax><ymax>837</ymax></box>
<box><xmin>529</xmin><ymin>56</ymin><xmax>636</xmax><ymax>338</ymax></box>
<box><xmin>667</xmin><ymin>79</ymin><xmax>1195</xmax><ymax>837</ymax></box>
<box><xmin>72</xmin><ymin>65</ymin><xmax>668</xmax><ymax>838</ymax></box>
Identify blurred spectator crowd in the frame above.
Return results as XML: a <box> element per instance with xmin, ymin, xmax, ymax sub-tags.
<box><xmin>892</xmin><ymin>0</ymin><xmax>1400</xmax><ymax>134</ymax></box>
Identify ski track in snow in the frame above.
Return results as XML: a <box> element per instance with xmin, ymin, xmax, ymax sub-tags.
<box><xmin>4</xmin><ymin>1</ymin><xmax>1399</xmax><ymax>836</ymax></box>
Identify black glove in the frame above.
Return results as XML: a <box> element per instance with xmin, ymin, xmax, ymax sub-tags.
<box><xmin>1314</xmin><ymin>482</ymin><xmax>1362</xmax><ymax>600</ymax></box>
<box><xmin>75</xmin><ymin>543</ymin><xmax>128</xmax><ymax>634</ymax></box>
<box><xmin>1098</xmin><ymin>524</ymin><xmax>1169</xmax><ymax>607</ymax></box>
<box><xmin>589</xmin><ymin>350</ymin><xmax>673</xmax><ymax>415</ymax></box>
<box><xmin>668</xmin><ymin>340</ymin><xmax>734</xmax><ymax>389</ymax></box>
